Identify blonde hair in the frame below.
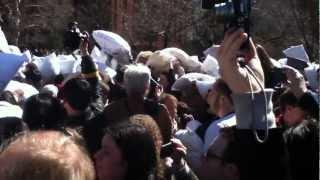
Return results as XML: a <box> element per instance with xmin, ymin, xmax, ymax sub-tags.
<box><xmin>0</xmin><ymin>131</ymin><xmax>95</xmax><ymax>180</ymax></box>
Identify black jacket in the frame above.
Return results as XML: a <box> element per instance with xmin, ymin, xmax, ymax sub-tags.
<box><xmin>284</xmin><ymin>120</ymin><xmax>319</xmax><ymax>180</ymax></box>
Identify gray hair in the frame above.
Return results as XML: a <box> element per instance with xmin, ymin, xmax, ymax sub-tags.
<box><xmin>124</xmin><ymin>64</ymin><xmax>151</xmax><ymax>96</ymax></box>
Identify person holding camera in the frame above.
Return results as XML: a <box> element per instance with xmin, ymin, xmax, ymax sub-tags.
<box><xmin>79</xmin><ymin>32</ymin><xmax>105</xmax><ymax>113</ymax></box>
<box><xmin>199</xmin><ymin>29</ymin><xmax>291</xmax><ymax>180</ymax></box>
<box><xmin>64</xmin><ymin>21</ymin><xmax>84</xmax><ymax>54</ymax></box>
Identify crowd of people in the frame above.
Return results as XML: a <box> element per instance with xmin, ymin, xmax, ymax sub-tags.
<box><xmin>0</xmin><ymin>27</ymin><xmax>318</xmax><ymax>180</ymax></box>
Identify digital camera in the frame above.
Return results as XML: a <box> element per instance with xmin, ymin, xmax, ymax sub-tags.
<box><xmin>64</xmin><ymin>21</ymin><xmax>86</xmax><ymax>52</ymax></box>
<box><xmin>202</xmin><ymin>0</ymin><xmax>251</xmax><ymax>36</ymax></box>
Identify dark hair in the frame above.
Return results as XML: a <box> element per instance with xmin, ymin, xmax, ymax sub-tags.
<box><xmin>0</xmin><ymin>117</ymin><xmax>26</xmax><ymax>145</ymax></box>
<box><xmin>0</xmin><ymin>91</ymin><xmax>18</xmax><ymax>105</ymax></box>
<box><xmin>115</xmin><ymin>66</ymin><xmax>126</xmax><ymax>84</ymax></box>
<box><xmin>54</xmin><ymin>74</ymin><xmax>65</xmax><ymax>85</ymax></box>
<box><xmin>279</xmin><ymin>90</ymin><xmax>298</xmax><ymax>113</ymax></box>
<box><xmin>24</xmin><ymin>63</ymin><xmax>42</xmax><ymax>89</ymax></box>
<box><xmin>105</xmin><ymin>123</ymin><xmax>157</xmax><ymax>180</ymax></box>
<box><xmin>220</xmin><ymin>127</ymin><xmax>290</xmax><ymax>180</ymax></box>
<box><xmin>61</xmin><ymin>78</ymin><xmax>92</xmax><ymax>111</ymax></box>
<box><xmin>283</xmin><ymin>120</ymin><xmax>319</xmax><ymax>180</ymax></box>
<box><xmin>129</xmin><ymin>114</ymin><xmax>165</xmax><ymax>179</ymax></box>
<box><xmin>108</xmin><ymin>81</ymin><xmax>127</xmax><ymax>102</ymax></box>
<box><xmin>23</xmin><ymin>93</ymin><xmax>65</xmax><ymax>130</ymax></box>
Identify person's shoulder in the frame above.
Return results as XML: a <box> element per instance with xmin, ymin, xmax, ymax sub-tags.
<box><xmin>284</xmin><ymin>120</ymin><xmax>318</xmax><ymax>142</ymax></box>
<box><xmin>103</xmin><ymin>98</ymin><xmax>129</xmax><ymax>124</ymax></box>
<box><xmin>104</xmin><ymin>99</ymin><xmax>126</xmax><ymax>112</ymax></box>
<box><xmin>175</xmin><ymin>129</ymin><xmax>203</xmax><ymax>149</ymax></box>
<box><xmin>291</xmin><ymin>120</ymin><xmax>317</xmax><ymax>134</ymax></box>
<box><xmin>205</xmin><ymin>119</ymin><xmax>223</xmax><ymax>138</ymax></box>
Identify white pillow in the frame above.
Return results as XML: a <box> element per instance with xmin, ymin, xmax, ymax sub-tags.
<box><xmin>57</xmin><ymin>55</ymin><xmax>77</xmax><ymax>75</ymax></box>
<box><xmin>5</xmin><ymin>80</ymin><xmax>39</xmax><ymax>101</ymax></box>
<box><xmin>23</xmin><ymin>50</ymin><xmax>32</xmax><ymax>62</ymax></box>
<box><xmin>91</xmin><ymin>46</ymin><xmax>108</xmax><ymax>64</ymax></box>
<box><xmin>147</xmin><ymin>50</ymin><xmax>176</xmax><ymax>73</ymax></box>
<box><xmin>33</xmin><ymin>53</ymin><xmax>60</xmax><ymax>80</ymax></box>
<box><xmin>8</xmin><ymin>45</ymin><xmax>21</xmax><ymax>54</ymax></box>
<box><xmin>0</xmin><ymin>53</ymin><xmax>26</xmax><ymax>90</ymax></box>
<box><xmin>92</xmin><ymin>30</ymin><xmax>131</xmax><ymax>55</ymax></box>
<box><xmin>0</xmin><ymin>101</ymin><xmax>23</xmax><ymax>119</ymax></box>
<box><xmin>201</xmin><ymin>55</ymin><xmax>220</xmax><ymax>78</ymax></box>
<box><xmin>172</xmin><ymin>73</ymin><xmax>216</xmax><ymax>99</ymax></box>
<box><xmin>0</xmin><ymin>27</ymin><xmax>10</xmax><ymax>53</ymax></box>
<box><xmin>162</xmin><ymin>47</ymin><xmax>202</xmax><ymax>72</ymax></box>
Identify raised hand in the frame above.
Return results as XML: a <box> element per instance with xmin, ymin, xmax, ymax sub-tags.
<box><xmin>217</xmin><ymin>29</ymin><xmax>264</xmax><ymax>93</ymax></box>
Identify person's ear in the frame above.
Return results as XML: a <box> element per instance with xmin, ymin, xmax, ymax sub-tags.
<box><xmin>285</xmin><ymin>105</ymin><xmax>294</xmax><ymax>113</ymax></box>
<box><xmin>223</xmin><ymin>163</ymin><xmax>240</xmax><ymax>180</ymax></box>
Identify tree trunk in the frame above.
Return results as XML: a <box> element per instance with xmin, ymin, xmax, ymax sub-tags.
<box><xmin>0</xmin><ymin>0</ymin><xmax>21</xmax><ymax>45</ymax></box>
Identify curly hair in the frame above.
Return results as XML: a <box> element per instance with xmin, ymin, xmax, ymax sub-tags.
<box><xmin>129</xmin><ymin>114</ymin><xmax>165</xmax><ymax>179</ymax></box>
